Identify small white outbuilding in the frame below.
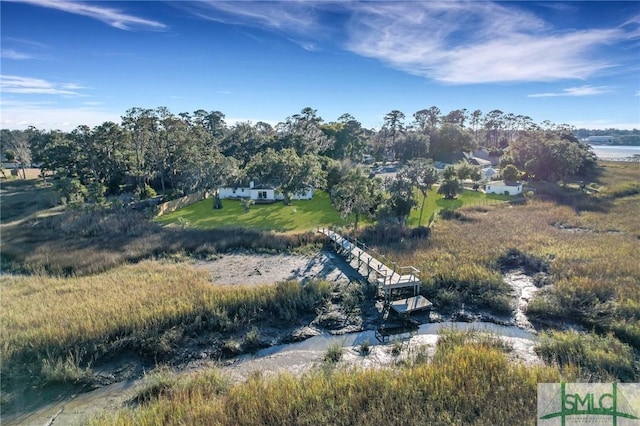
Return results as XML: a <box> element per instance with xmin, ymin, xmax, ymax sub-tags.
<box><xmin>485</xmin><ymin>180</ymin><xmax>523</xmax><ymax>196</ymax></box>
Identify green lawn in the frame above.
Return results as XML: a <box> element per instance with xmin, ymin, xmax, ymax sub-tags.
<box><xmin>157</xmin><ymin>189</ymin><xmax>512</xmax><ymax>232</ymax></box>
<box><xmin>408</xmin><ymin>188</ymin><xmax>512</xmax><ymax>227</ymax></box>
<box><xmin>156</xmin><ymin>190</ymin><xmax>350</xmax><ymax>232</ymax></box>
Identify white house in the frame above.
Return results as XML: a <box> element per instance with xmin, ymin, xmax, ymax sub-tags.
<box><xmin>485</xmin><ymin>180</ymin><xmax>523</xmax><ymax>196</ymax></box>
<box><xmin>218</xmin><ymin>182</ymin><xmax>314</xmax><ymax>202</ymax></box>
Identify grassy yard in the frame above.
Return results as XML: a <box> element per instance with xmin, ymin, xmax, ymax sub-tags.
<box><xmin>156</xmin><ymin>190</ymin><xmax>349</xmax><ymax>232</ymax></box>
<box><xmin>156</xmin><ymin>188</ymin><xmax>513</xmax><ymax>231</ymax></box>
<box><xmin>408</xmin><ymin>188</ymin><xmax>511</xmax><ymax>227</ymax></box>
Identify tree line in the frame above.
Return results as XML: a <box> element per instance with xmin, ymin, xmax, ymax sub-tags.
<box><xmin>0</xmin><ymin>105</ymin><xmax>596</xmax><ymax>217</ymax></box>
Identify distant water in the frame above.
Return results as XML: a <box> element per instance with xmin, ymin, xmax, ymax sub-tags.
<box><xmin>589</xmin><ymin>144</ymin><xmax>640</xmax><ymax>161</ymax></box>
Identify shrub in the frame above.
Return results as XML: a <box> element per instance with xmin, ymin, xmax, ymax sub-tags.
<box><xmin>131</xmin><ymin>368</ymin><xmax>176</xmax><ymax>405</ymax></box>
<box><xmin>389</xmin><ymin>339</ymin><xmax>404</xmax><ymax>356</ymax></box>
<box><xmin>438</xmin><ymin>209</ymin><xmax>467</xmax><ymax>221</ymax></box>
<box><xmin>359</xmin><ymin>339</ymin><xmax>371</xmax><ymax>355</ymax></box>
<box><xmin>244</xmin><ymin>327</ymin><xmax>262</xmax><ymax>350</ymax></box>
<box><xmin>55</xmin><ymin>178</ymin><xmax>88</xmax><ymax>206</ymax></box>
<box><xmin>324</xmin><ymin>341</ymin><xmax>343</xmax><ymax>363</ymax></box>
<box><xmin>496</xmin><ymin>248</ymin><xmax>551</xmax><ymax>274</ymax></box>
<box><xmin>39</xmin><ymin>350</ymin><xmax>94</xmax><ymax>386</ymax></box>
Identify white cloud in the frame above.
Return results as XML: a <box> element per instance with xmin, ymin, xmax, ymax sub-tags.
<box><xmin>3</xmin><ymin>37</ymin><xmax>47</xmax><ymax>48</ymax></box>
<box><xmin>178</xmin><ymin>1</ymin><xmax>320</xmax><ymax>33</ymax></box>
<box><xmin>0</xmin><ymin>100</ymin><xmax>121</xmax><ymax>131</ymax></box>
<box><xmin>1</xmin><ymin>49</ymin><xmax>33</xmax><ymax>60</ymax></box>
<box><xmin>182</xmin><ymin>1</ymin><xmax>633</xmax><ymax>84</ymax></box>
<box><xmin>7</xmin><ymin>0</ymin><xmax>166</xmax><ymax>31</ymax></box>
<box><xmin>289</xmin><ymin>39</ymin><xmax>319</xmax><ymax>52</ymax></box>
<box><xmin>0</xmin><ymin>75</ymin><xmax>85</xmax><ymax>96</ymax></box>
<box><xmin>345</xmin><ymin>2</ymin><xmax>622</xmax><ymax>84</ymax></box>
<box><xmin>527</xmin><ymin>85</ymin><xmax>614</xmax><ymax>98</ymax></box>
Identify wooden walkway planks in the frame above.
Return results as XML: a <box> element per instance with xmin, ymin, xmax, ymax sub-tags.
<box><xmin>318</xmin><ymin>227</ymin><xmax>422</xmax><ymax>300</ymax></box>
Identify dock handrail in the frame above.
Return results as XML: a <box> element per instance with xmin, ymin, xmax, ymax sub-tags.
<box><xmin>318</xmin><ymin>227</ymin><xmax>421</xmax><ymax>298</ymax></box>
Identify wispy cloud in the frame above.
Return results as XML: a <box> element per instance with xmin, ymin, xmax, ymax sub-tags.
<box><xmin>1</xmin><ymin>49</ymin><xmax>33</xmax><ymax>60</ymax></box>
<box><xmin>7</xmin><ymin>0</ymin><xmax>166</xmax><ymax>31</ymax></box>
<box><xmin>0</xmin><ymin>100</ymin><xmax>121</xmax><ymax>131</ymax></box>
<box><xmin>177</xmin><ymin>1</ymin><xmax>320</xmax><ymax>33</ymax></box>
<box><xmin>345</xmin><ymin>2</ymin><xmax>622</xmax><ymax>84</ymax></box>
<box><xmin>0</xmin><ymin>75</ymin><xmax>86</xmax><ymax>96</ymax></box>
<box><xmin>290</xmin><ymin>39</ymin><xmax>319</xmax><ymax>52</ymax></box>
<box><xmin>181</xmin><ymin>1</ymin><xmax>634</xmax><ymax>85</ymax></box>
<box><xmin>3</xmin><ymin>37</ymin><xmax>47</xmax><ymax>48</ymax></box>
<box><xmin>527</xmin><ymin>85</ymin><xmax>615</xmax><ymax>98</ymax></box>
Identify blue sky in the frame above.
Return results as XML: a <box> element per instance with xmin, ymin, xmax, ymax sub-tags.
<box><xmin>1</xmin><ymin>1</ymin><xmax>639</xmax><ymax>131</ymax></box>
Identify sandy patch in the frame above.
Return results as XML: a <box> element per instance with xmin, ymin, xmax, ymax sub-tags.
<box><xmin>221</xmin><ymin>332</ymin><xmax>542</xmax><ymax>384</ymax></box>
<box><xmin>504</xmin><ymin>271</ymin><xmax>540</xmax><ymax>331</ymax></box>
<box><xmin>195</xmin><ymin>250</ymin><xmax>358</xmax><ymax>285</ymax></box>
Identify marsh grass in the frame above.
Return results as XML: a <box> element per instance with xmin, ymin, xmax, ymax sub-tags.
<box><xmin>535</xmin><ymin>330</ymin><xmax>637</xmax><ymax>381</ymax></box>
<box><xmin>0</xmin><ymin>262</ymin><xmax>332</xmax><ymax>391</ymax></box>
<box><xmin>40</xmin><ymin>349</ymin><xmax>95</xmax><ymax>386</ymax></box>
<box><xmin>91</xmin><ymin>330</ymin><xmax>570</xmax><ymax>426</ymax></box>
<box><xmin>1</xmin><ymin>206</ymin><xmax>324</xmax><ymax>276</ymax></box>
<box><xmin>357</xmin><ymin>162</ymin><xmax>640</xmax><ymax>350</ymax></box>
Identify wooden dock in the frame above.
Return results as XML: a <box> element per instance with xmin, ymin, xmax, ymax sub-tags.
<box><xmin>318</xmin><ymin>227</ymin><xmax>423</xmax><ymax>302</ymax></box>
<box><xmin>390</xmin><ymin>296</ymin><xmax>433</xmax><ymax>315</ymax></box>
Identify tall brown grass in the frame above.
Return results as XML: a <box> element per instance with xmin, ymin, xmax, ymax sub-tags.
<box><xmin>1</xmin><ymin>206</ymin><xmax>324</xmax><ymax>276</ymax></box>
<box><xmin>363</xmin><ymin>162</ymin><xmax>640</xmax><ymax>350</ymax></box>
<box><xmin>1</xmin><ymin>261</ymin><xmax>331</xmax><ymax>390</ymax></box>
<box><xmin>90</xmin><ymin>330</ymin><xmax>571</xmax><ymax>425</ymax></box>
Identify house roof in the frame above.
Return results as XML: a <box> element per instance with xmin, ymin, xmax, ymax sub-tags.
<box><xmin>486</xmin><ymin>180</ymin><xmax>521</xmax><ymax>187</ymax></box>
<box><xmin>469</xmin><ymin>157</ymin><xmax>492</xmax><ymax>167</ymax></box>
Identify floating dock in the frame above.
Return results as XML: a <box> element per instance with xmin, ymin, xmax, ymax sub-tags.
<box><xmin>390</xmin><ymin>295</ymin><xmax>433</xmax><ymax>315</ymax></box>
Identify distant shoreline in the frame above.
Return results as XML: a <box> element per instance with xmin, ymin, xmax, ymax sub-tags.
<box><xmin>589</xmin><ymin>144</ymin><xmax>640</xmax><ymax>161</ymax></box>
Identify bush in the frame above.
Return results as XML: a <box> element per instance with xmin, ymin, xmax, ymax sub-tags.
<box><xmin>55</xmin><ymin>178</ymin><xmax>88</xmax><ymax>206</ymax></box>
<box><xmin>496</xmin><ymin>248</ymin><xmax>551</xmax><ymax>274</ymax></box>
<box><xmin>244</xmin><ymin>327</ymin><xmax>262</xmax><ymax>350</ymax></box>
<box><xmin>438</xmin><ymin>209</ymin><xmax>467</xmax><ymax>221</ymax></box>
<box><xmin>359</xmin><ymin>339</ymin><xmax>371</xmax><ymax>355</ymax></box>
<box><xmin>324</xmin><ymin>341</ymin><xmax>343</xmax><ymax>363</ymax></box>
<box><xmin>39</xmin><ymin>350</ymin><xmax>94</xmax><ymax>386</ymax></box>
